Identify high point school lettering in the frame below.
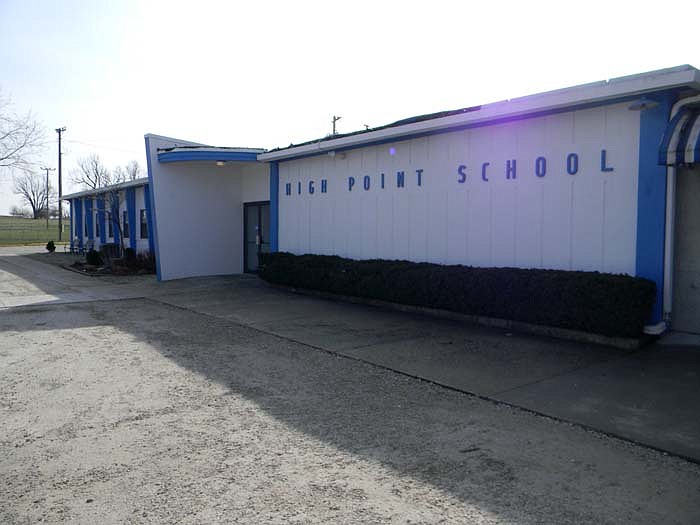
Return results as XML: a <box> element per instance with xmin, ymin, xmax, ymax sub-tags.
<box><xmin>284</xmin><ymin>149</ymin><xmax>615</xmax><ymax>196</ymax></box>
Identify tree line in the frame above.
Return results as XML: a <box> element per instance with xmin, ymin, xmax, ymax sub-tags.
<box><xmin>11</xmin><ymin>155</ymin><xmax>143</xmax><ymax>219</ymax></box>
<box><xmin>1</xmin><ymin>88</ymin><xmax>143</xmax><ymax>220</ymax></box>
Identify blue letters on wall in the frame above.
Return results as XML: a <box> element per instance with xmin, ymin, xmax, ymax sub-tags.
<box><xmin>281</xmin><ymin>148</ymin><xmax>618</xmax><ymax>198</ymax></box>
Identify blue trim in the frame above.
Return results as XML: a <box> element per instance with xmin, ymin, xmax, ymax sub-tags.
<box><xmin>97</xmin><ymin>197</ymin><xmax>106</xmax><ymax>244</ymax></box>
<box><xmin>269</xmin><ymin>162</ymin><xmax>279</xmax><ymax>252</ymax></box>
<box><xmin>158</xmin><ymin>150</ymin><xmax>259</xmax><ymax>163</ymax></box>
<box><xmin>126</xmin><ymin>187</ymin><xmax>137</xmax><ymax>250</ymax></box>
<box><xmin>74</xmin><ymin>199</ymin><xmax>83</xmax><ymax>249</ymax></box>
<box><xmin>268</xmin><ymin>91</ymin><xmax>682</xmax><ymax>163</ymax></box>
<box><xmin>636</xmin><ymin>91</ymin><xmax>675</xmax><ymax>324</ymax></box>
<box><xmin>695</xmin><ymin>119</ymin><xmax>700</xmax><ymax>162</ymax></box>
<box><xmin>110</xmin><ymin>194</ymin><xmax>121</xmax><ymax>247</ymax></box>
<box><xmin>85</xmin><ymin>198</ymin><xmax>94</xmax><ymax>241</ymax></box>
<box><xmin>144</xmin><ymin>185</ymin><xmax>156</xmax><ymax>258</ymax></box>
<box><xmin>69</xmin><ymin>199</ymin><xmax>73</xmax><ymax>243</ymax></box>
<box><xmin>658</xmin><ymin>107</ymin><xmax>691</xmax><ymax>165</ymax></box>
<box><xmin>144</xmin><ymin>136</ymin><xmax>162</xmax><ymax>280</ymax></box>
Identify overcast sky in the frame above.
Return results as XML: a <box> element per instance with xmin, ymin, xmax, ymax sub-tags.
<box><xmin>1</xmin><ymin>0</ymin><xmax>699</xmax><ymax>214</ymax></box>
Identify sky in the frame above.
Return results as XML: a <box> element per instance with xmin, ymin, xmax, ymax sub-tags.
<box><xmin>1</xmin><ymin>0</ymin><xmax>699</xmax><ymax>214</ymax></box>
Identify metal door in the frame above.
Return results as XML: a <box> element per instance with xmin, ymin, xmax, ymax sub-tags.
<box><xmin>244</xmin><ymin>201</ymin><xmax>270</xmax><ymax>273</ymax></box>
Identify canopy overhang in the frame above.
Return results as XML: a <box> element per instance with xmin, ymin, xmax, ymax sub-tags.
<box><xmin>659</xmin><ymin>96</ymin><xmax>700</xmax><ymax>166</ymax></box>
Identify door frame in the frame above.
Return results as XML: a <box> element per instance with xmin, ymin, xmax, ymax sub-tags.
<box><xmin>243</xmin><ymin>200</ymin><xmax>270</xmax><ymax>273</ymax></box>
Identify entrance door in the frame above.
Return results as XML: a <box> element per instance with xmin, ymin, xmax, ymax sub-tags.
<box><xmin>244</xmin><ymin>201</ymin><xmax>270</xmax><ymax>273</ymax></box>
<box><xmin>672</xmin><ymin>167</ymin><xmax>700</xmax><ymax>333</ymax></box>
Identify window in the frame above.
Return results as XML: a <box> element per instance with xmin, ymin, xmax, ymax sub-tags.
<box><xmin>108</xmin><ymin>214</ymin><xmax>113</xmax><ymax>238</ymax></box>
<box><xmin>95</xmin><ymin>213</ymin><xmax>100</xmax><ymax>237</ymax></box>
<box><xmin>123</xmin><ymin>210</ymin><xmax>129</xmax><ymax>238</ymax></box>
<box><xmin>140</xmin><ymin>209</ymin><xmax>148</xmax><ymax>239</ymax></box>
<box><xmin>85</xmin><ymin>218</ymin><xmax>88</xmax><ymax>237</ymax></box>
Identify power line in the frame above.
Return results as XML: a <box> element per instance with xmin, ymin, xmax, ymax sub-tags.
<box><xmin>64</xmin><ymin>139</ymin><xmax>141</xmax><ymax>155</ymax></box>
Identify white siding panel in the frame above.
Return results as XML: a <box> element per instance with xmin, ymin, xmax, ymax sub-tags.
<box><xmin>277</xmin><ymin>102</ymin><xmax>640</xmax><ymax>275</ymax></box>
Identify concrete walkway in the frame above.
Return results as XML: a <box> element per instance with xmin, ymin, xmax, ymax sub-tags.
<box><xmin>2</xmin><ymin>246</ymin><xmax>699</xmax><ymax>463</ymax></box>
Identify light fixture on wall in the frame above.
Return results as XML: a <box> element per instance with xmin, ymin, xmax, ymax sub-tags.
<box><xmin>216</xmin><ymin>161</ymin><xmax>226</xmax><ymax>167</ymax></box>
<box><xmin>628</xmin><ymin>96</ymin><xmax>659</xmax><ymax>111</ymax></box>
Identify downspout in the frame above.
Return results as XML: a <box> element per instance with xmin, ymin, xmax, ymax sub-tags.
<box><xmin>662</xmin><ymin>165</ymin><xmax>676</xmax><ymax>324</ymax></box>
<box><xmin>660</xmin><ymin>93</ymin><xmax>700</xmax><ymax>331</ymax></box>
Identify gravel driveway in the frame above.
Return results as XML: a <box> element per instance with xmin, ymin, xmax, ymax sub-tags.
<box><xmin>2</xmin><ymin>294</ymin><xmax>700</xmax><ymax>524</ymax></box>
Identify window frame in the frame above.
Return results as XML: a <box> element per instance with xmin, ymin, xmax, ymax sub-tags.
<box><xmin>140</xmin><ymin>209</ymin><xmax>148</xmax><ymax>239</ymax></box>
<box><xmin>123</xmin><ymin>210</ymin><xmax>129</xmax><ymax>238</ymax></box>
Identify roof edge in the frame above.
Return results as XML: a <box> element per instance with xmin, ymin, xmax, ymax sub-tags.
<box><xmin>62</xmin><ymin>177</ymin><xmax>149</xmax><ymax>200</ymax></box>
<box><xmin>258</xmin><ymin>65</ymin><xmax>700</xmax><ymax>162</ymax></box>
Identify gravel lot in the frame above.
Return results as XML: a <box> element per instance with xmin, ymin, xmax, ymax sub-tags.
<box><xmin>2</xmin><ymin>297</ymin><xmax>700</xmax><ymax>524</ymax></box>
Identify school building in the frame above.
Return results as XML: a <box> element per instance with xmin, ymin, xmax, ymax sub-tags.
<box><xmin>65</xmin><ymin>65</ymin><xmax>700</xmax><ymax>334</ymax></box>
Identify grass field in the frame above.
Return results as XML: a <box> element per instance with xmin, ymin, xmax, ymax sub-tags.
<box><xmin>0</xmin><ymin>216</ymin><xmax>68</xmax><ymax>246</ymax></box>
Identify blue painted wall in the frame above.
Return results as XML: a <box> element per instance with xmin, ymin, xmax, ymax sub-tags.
<box><xmin>85</xmin><ymin>199</ymin><xmax>94</xmax><ymax>241</ymax></box>
<box><xmin>97</xmin><ymin>197</ymin><xmax>106</xmax><ymax>244</ymax></box>
<box><xmin>126</xmin><ymin>187</ymin><xmax>137</xmax><ymax>250</ymax></box>
<box><xmin>111</xmin><ymin>194</ymin><xmax>121</xmax><ymax>247</ymax></box>
<box><xmin>74</xmin><ymin>199</ymin><xmax>83</xmax><ymax>249</ymax></box>
<box><xmin>144</xmin><ymin>184</ymin><xmax>156</xmax><ymax>257</ymax></box>
<box><xmin>636</xmin><ymin>91</ymin><xmax>675</xmax><ymax>324</ymax></box>
<box><xmin>69</xmin><ymin>200</ymin><xmax>74</xmax><ymax>243</ymax></box>
<box><xmin>270</xmin><ymin>162</ymin><xmax>279</xmax><ymax>252</ymax></box>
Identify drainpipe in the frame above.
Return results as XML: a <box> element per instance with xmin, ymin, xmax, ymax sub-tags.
<box><xmin>662</xmin><ymin>165</ymin><xmax>676</xmax><ymax>325</ymax></box>
<box><xmin>657</xmin><ymin>93</ymin><xmax>700</xmax><ymax>333</ymax></box>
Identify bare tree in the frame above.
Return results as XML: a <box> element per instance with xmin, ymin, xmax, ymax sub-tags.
<box><xmin>13</xmin><ymin>172</ymin><xmax>55</xmax><ymax>219</ymax></box>
<box><xmin>0</xmin><ymin>91</ymin><xmax>45</xmax><ymax>175</ymax></box>
<box><xmin>103</xmin><ymin>185</ymin><xmax>126</xmax><ymax>258</ymax></box>
<box><xmin>71</xmin><ymin>154</ymin><xmax>110</xmax><ymax>189</ymax></box>
<box><xmin>9</xmin><ymin>205</ymin><xmax>29</xmax><ymax>217</ymax></box>
<box><xmin>125</xmin><ymin>160</ymin><xmax>142</xmax><ymax>180</ymax></box>
<box><xmin>112</xmin><ymin>160</ymin><xmax>142</xmax><ymax>184</ymax></box>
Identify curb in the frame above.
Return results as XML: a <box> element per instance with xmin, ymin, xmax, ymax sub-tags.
<box><xmin>269</xmin><ymin>283</ymin><xmax>649</xmax><ymax>350</ymax></box>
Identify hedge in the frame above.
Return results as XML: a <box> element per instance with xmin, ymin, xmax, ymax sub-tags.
<box><xmin>258</xmin><ymin>252</ymin><xmax>656</xmax><ymax>338</ymax></box>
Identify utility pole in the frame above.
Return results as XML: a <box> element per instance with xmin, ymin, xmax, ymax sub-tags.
<box><xmin>56</xmin><ymin>127</ymin><xmax>66</xmax><ymax>240</ymax></box>
<box><xmin>41</xmin><ymin>167</ymin><xmax>55</xmax><ymax>229</ymax></box>
<box><xmin>332</xmin><ymin>115</ymin><xmax>341</xmax><ymax>135</ymax></box>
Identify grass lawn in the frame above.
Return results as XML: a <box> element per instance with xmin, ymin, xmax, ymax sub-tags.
<box><xmin>0</xmin><ymin>216</ymin><xmax>68</xmax><ymax>246</ymax></box>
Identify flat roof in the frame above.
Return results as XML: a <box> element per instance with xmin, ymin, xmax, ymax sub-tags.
<box><xmin>258</xmin><ymin>65</ymin><xmax>700</xmax><ymax>162</ymax></box>
<box><xmin>62</xmin><ymin>177</ymin><xmax>149</xmax><ymax>200</ymax></box>
<box><xmin>157</xmin><ymin>146</ymin><xmax>266</xmax><ymax>163</ymax></box>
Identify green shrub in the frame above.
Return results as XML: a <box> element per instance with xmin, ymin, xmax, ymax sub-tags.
<box><xmin>135</xmin><ymin>251</ymin><xmax>156</xmax><ymax>273</ymax></box>
<box><xmin>85</xmin><ymin>249</ymin><xmax>103</xmax><ymax>266</ymax></box>
<box><xmin>100</xmin><ymin>243</ymin><xmax>119</xmax><ymax>260</ymax></box>
<box><xmin>123</xmin><ymin>247</ymin><xmax>137</xmax><ymax>268</ymax></box>
<box><xmin>258</xmin><ymin>252</ymin><xmax>656</xmax><ymax>338</ymax></box>
<box><xmin>45</xmin><ymin>240</ymin><xmax>55</xmax><ymax>252</ymax></box>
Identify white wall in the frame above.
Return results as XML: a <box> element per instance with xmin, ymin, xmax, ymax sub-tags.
<box><xmin>146</xmin><ymin>135</ymin><xmax>269</xmax><ymax>281</ymax></box>
<box><xmin>278</xmin><ymin>102</ymin><xmax>641</xmax><ymax>275</ymax></box>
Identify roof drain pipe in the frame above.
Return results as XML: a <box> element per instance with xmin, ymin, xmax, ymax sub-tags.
<box><xmin>662</xmin><ymin>164</ymin><xmax>676</xmax><ymax>329</ymax></box>
<box><xmin>657</xmin><ymin>93</ymin><xmax>700</xmax><ymax>334</ymax></box>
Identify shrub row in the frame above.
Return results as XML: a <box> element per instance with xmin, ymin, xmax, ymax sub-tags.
<box><xmin>258</xmin><ymin>252</ymin><xmax>656</xmax><ymax>338</ymax></box>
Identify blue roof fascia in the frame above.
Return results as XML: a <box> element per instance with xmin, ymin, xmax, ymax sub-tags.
<box><xmin>158</xmin><ymin>150</ymin><xmax>260</xmax><ymax>163</ymax></box>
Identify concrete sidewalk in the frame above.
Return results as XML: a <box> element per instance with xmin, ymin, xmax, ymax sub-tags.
<box><xmin>2</xmin><ymin>247</ymin><xmax>699</xmax><ymax>463</ymax></box>
<box><xmin>153</xmin><ymin>279</ymin><xmax>700</xmax><ymax>463</ymax></box>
